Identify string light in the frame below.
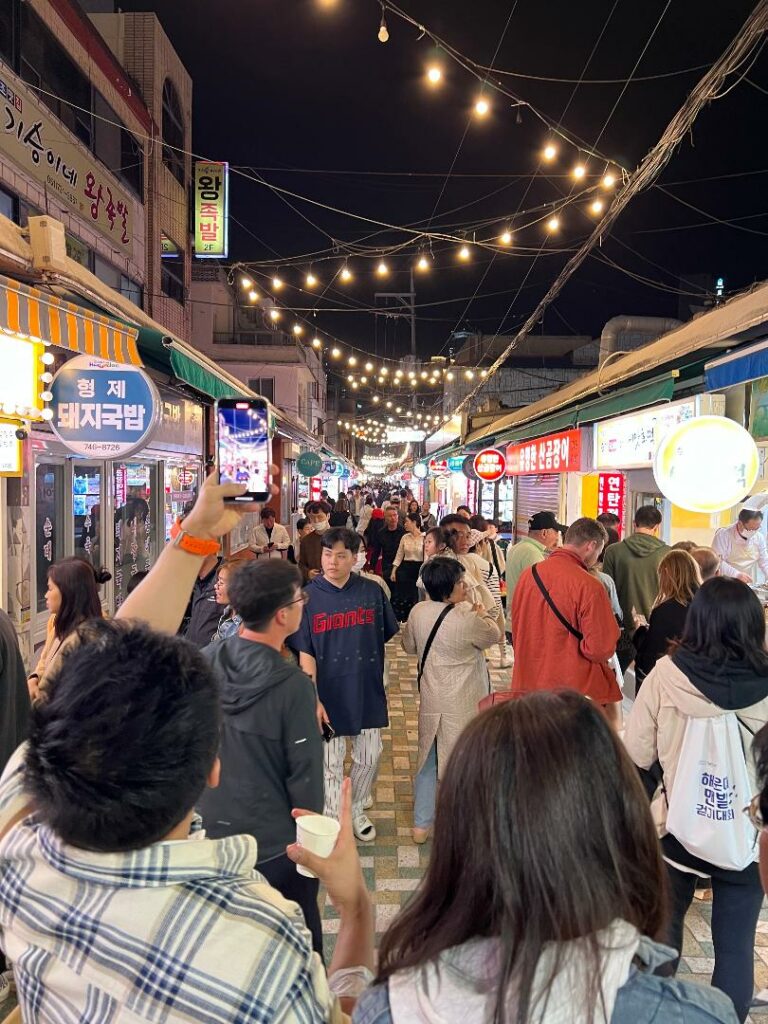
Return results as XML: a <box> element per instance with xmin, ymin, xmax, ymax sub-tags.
<box><xmin>377</xmin><ymin>5</ymin><xmax>389</xmax><ymax>43</ymax></box>
<box><xmin>305</xmin><ymin>272</ymin><xmax>318</xmax><ymax>288</ymax></box>
<box><xmin>546</xmin><ymin>216</ymin><xmax>560</xmax><ymax>232</ymax></box>
<box><xmin>458</xmin><ymin>245</ymin><xmax>471</xmax><ymax>261</ymax></box>
<box><xmin>241</xmin><ymin>277</ymin><xmax>253</xmax><ymax>289</ymax></box>
<box><xmin>499</xmin><ymin>229</ymin><xmax>512</xmax><ymax>245</ymax></box>
<box><xmin>446</xmin><ymin>371</ymin><xmax>454</xmax><ymax>381</ymax></box>
<box><xmin>474</xmin><ymin>97</ymin><xmax>490</xmax><ymax>118</ymax></box>
<box><xmin>426</xmin><ymin>63</ymin><xmax>442</xmax><ymax>85</ymax></box>
<box><xmin>373</xmin><ymin>395</ymin><xmax>380</xmax><ymax>403</ymax></box>
<box><xmin>340</xmin><ymin>265</ymin><xmax>353</xmax><ymax>282</ymax></box>
<box><xmin>542</xmin><ymin>143</ymin><xmax>557</xmax><ymax>162</ymax></box>
<box><xmin>602</xmin><ymin>171</ymin><xmax>617</xmax><ymax>188</ymax></box>
<box><xmin>292</xmin><ymin>323</ymin><xmax>303</xmax><ymax>336</ymax></box>
<box><xmin>331</xmin><ymin>347</ymin><xmax>341</xmax><ymax>358</ymax></box>
<box><xmin>465</xmin><ymin>370</ymin><xmax>474</xmax><ymax>379</ymax></box>
<box><xmin>248</xmin><ymin>289</ymin><xmax>259</xmax><ymax>302</ymax></box>
<box><xmin>380</xmin><ymin>367</ymin><xmax>388</xmax><ymax>376</ymax></box>
<box><xmin>590</xmin><ymin>199</ymin><xmax>604</xmax><ymax>215</ymax></box>
<box><xmin>348</xmin><ymin>355</ymin><xmax>358</xmax><ymax>366</ymax></box>
<box><xmin>365</xmin><ymin>361</ymin><xmax>374</xmax><ymax>371</ymax></box>
<box><xmin>271</xmin><ymin>275</ymin><xmax>284</xmax><ymax>290</ymax></box>
<box><xmin>416</xmin><ymin>255</ymin><xmax>431</xmax><ymax>272</ymax></box>
<box><xmin>312</xmin><ymin>337</ymin><xmax>322</xmax><ymax>348</ymax></box>
<box><xmin>376</xmin><ymin>260</ymin><xmax>388</xmax><ymax>276</ymax></box>
<box><xmin>572</xmin><ymin>163</ymin><xmax>586</xmax><ymax>180</ymax></box>
<box><xmin>269</xmin><ymin>308</ymin><xmax>281</xmax><ymax>321</ymax></box>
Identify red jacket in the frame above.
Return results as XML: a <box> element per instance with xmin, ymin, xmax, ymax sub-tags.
<box><xmin>511</xmin><ymin>547</ymin><xmax>621</xmax><ymax>703</ymax></box>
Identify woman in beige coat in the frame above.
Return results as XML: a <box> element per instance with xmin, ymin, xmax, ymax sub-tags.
<box><xmin>402</xmin><ymin>557</ymin><xmax>501</xmax><ymax>843</ymax></box>
<box><xmin>624</xmin><ymin>577</ymin><xmax>768</xmax><ymax>1022</ymax></box>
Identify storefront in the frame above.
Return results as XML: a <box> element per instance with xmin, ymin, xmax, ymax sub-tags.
<box><xmin>504</xmin><ymin>429</ymin><xmax>585</xmax><ymax>539</ymax></box>
<box><xmin>589</xmin><ymin>393</ymin><xmax>725</xmax><ymax>545</ymax></box>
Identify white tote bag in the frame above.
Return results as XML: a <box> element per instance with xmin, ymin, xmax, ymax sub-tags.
<box><xmin>666</xmin><ymin>713</ymin><xmax>757</xmax><ymax>872</ymax></box>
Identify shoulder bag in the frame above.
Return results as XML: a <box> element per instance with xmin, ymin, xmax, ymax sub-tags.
<box><xmin>531</xmin><ymin>563</ymin><xmax>583</xmax><ymax>641</ymax></box>
<box><xmin>416</xmin><ymin>604</ymin><xmax>454</xmax><ymax>690</ymax></box>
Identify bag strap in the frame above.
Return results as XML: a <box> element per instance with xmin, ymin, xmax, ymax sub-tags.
<box><xmin>531</xmin><ymin>563</ymin><xmax>583</xmax><ymax>642</ymax></box>
<box><xmin>417</xmin><ymin>604</ymin><xmax>454</xmax><ymax>690</ymax></box>
<box><xmin>489</xmin><ymin>541</ymin><xmax>502</xmax><ymax>580</ymax></box>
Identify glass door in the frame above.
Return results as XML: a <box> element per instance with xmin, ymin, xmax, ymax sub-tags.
<box><xmin>34</xmin><ymin>461</ymin><xmax>65</xmax><ymax>633</ymax></box>
<box><xmin>113</xmin><ymin>461</ymin><xmax>159</xmax><ymax>610</ymax></box>
<box><xmin>163</xmin><ymin>461</ymin><xmax>202</xmax><ymax>541</ymax></box>
<box><xmin>73</xmin><ymin>463</ymin><xmax>105</xmax><ymax>569</ymax></box>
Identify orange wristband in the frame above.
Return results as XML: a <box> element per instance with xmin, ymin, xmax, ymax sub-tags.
<box><xmin>170</xmin><ymin>520</ymin><xmax>220</xmax><ymax>557</ymax></box>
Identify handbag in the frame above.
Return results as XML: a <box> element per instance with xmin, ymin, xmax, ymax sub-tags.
<box><xmin>531</xmin><ymin>563</ymin><xmax>583</xmax><ymax>641</ymax></box>
<box><xmin>416</xmin><ymin>604</ymin><xmax>454</xmax><ymax>690</ymax></box>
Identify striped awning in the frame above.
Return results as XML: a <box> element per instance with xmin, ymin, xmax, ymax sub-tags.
<box><xmin>0</xmin><ymin>274</ymin><xmax>141</xmax><ymax>366</ymax></box>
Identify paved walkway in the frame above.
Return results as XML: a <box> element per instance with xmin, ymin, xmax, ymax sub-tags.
<box><xmin>321</xmin><ymin>638</ymin><xmax>768</xmax><ymax>1020</ymax></box>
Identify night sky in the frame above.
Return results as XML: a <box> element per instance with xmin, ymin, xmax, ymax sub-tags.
<box><xmin>122</xmin><ymin>0</ymin><xmax>768</xmax><ymax>369</ymax></box>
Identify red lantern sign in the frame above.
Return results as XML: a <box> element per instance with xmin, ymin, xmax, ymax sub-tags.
<box><xmin>597</xmin><ymin>472</ymin><xmax>626</xmax><ymax>535</ymax></box>
<box><xmin>473</xmin><ymin>448</ymin><xmax>506</xmax><ymax>482</ymax></box>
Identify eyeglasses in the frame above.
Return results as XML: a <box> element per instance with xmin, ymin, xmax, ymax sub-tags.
<box><xmin>282</xmin><ymin>591</ymin><xmax>309</xmax><ymax>611</ymax></box>
<box><xmin>743</xmin><ymin>795</ymin><xmax>764</xmax><ymax>832</ymax></box>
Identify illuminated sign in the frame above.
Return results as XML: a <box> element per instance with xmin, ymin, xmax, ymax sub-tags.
<box><xmin>413</xmin><ymin>463</ymin><xmax>428</xmax><ymax>479</ymax></box>
<box><xmin>0</xmin><ymin>333</ymin><xmax>46</xmax><ymax>420</ymax></box>
<box><xmin>597</xmin><ymin>473</ymin><xmax>626</xmax><ymax>534</ymax></box>
<box><xmin>429</xmin><ymin>458</ymin><xmax>449</xmax><ymax>476</ymax></box>
<box><xmin>386</xmin><ymin>427</ymin><xmax>426</xmax><ymax>443</ymax></box>
<box><xmin>194</xmin><ymin>161</ymin><xmax>229</xmax><ymax>259</ymax></box>
<box><xmin>297</xmin><ymin>451</ymin><xmax>323</xmax><ymax>477</ymax></box>
<box><xmin>0</xmin><ymin>63</ymin><xmax>136</xmax><ymax>256</ymax></box>
<box><xmin>506</xmin><ymin>429</ymin><xmax>582</xmax><ymax>476</ymax></box>
<box><xmin>0</xmin><ymin>420</ymin><xmax>22</xmax><ymax>475</ymax></box>
<box><xmin>653</xmin><ymin>415</ymin><xmax>759</xmax><ymax>514</ymax></box>
<box><xmin>473</xmin><ymin>448</ymin><xmax>506</xmax><ymax>482</ymax></box>
<box><xmin>595</xmin><ymin>400</ymin><xmax>696</xmax><ymax>470</ymax></box>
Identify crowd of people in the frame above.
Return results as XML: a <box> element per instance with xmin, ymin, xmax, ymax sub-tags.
<box><xmin>2</xmin><ymin>471</ymin><xmax>768</xmax><ymax>1023</ymax></box>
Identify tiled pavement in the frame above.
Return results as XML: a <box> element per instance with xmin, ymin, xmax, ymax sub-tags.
<box><xmin>322</xmin><ymin>638</ymin><xmax>768</xmax><ymax>1020</ymax></box>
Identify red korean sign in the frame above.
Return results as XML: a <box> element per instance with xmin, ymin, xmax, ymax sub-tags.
<box><xmin>505</xmin><ymin>429</ymin><xmax>582</xmax><ymax>476</ymax></box>
<box><xmin>310</xmin><ymin>476</ymin><xmax>322</xmax><ymax>501</ymax></box>
<box><xmin>473</xmin><ymin>448</ymin><xmax>506</xmax><ymax>482</ymax></box>
<box><xmin>597</xmin><ymin>472</ymin><xmax>626</xmax><ymax>534</ymax></box>
<box><xmin>429</xmin><ymin>458</ymin><xmax>449</xmax><ymax>476</ymax></box>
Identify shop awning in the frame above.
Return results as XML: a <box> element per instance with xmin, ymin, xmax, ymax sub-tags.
<box><xmin>705</xmin><ymin>337</ymin><xmax>768</xmax><ymax>391</ymax></box>
<box><xmin>0</xmin><ymin>274</ymin><xmax>141</xmax><ymax>365</ymax></box>
<box><xmin>496</xmin><ymin>409</ymin><xmax>577</xmax><ymax>446</ymax></box>
<box><xmin>574</xmin><ymin>375</ymin><xmax>676</xmax><ymax>425</ymax></box>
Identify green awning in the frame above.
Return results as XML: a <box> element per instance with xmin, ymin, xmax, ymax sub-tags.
<box><xmin>135</xmin><ymin>326</ymin><xmax>247</xmax><ymax>400</ymax></box>
<box><xmin>496</xmin><ymin>408</ymin><xmax>577</xmax><ymax>446</ymax></box>
<box><xmin>574</xmin><ymin>375</ymin><xmax>675</xmax><ymax>425</ymax></box>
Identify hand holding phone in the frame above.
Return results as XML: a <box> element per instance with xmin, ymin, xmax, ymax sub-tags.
<box><xmin>216</xmin><ymin>398</ymin><xmax>271</xmax><ymax>503</ymax></box>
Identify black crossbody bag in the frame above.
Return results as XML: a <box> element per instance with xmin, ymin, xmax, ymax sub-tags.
<box><xmin>417</xmin><ymin>604</ymin><xmax>454</xmax><ymax>690</ymax></box>
<box><xmin>530</xmin><ymin>563</ymin><xmax>583</xmax><ymax>641</ymax></box>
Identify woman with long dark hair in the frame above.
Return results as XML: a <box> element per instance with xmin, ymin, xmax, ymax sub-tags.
<box><xmin>390</xmin><ymin>513</ymin><xmax>424</xmax><ymax>621</ymax></box>
<box><xmin>329</xmin><ymin>494</ymin><xmax>352</xmax><ymax>527</ymax></box>
<box><xmin>625</xmin><ymin>576</ymin><xmax>768</xmax><ymax>1022</ymax></box>
<box><xmin>354</xmin><ymin>693</ymin><xmax>737</xmax><ymax>1023</ymax></box>
<box><xmin>29</xmin><ymin>558</ymin><xmax>110</xmax><ymax>699</ymax></box>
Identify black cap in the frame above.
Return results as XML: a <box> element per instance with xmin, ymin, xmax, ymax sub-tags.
<box><xmin>529</xmin><ymin>511</ymin><xmax>565</xmax><ymax>532</ymax></box>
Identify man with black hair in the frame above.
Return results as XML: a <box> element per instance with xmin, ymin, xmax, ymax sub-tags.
<box><xmin>455</xmin><ymin>505</ymin><xmax>472</xmax><ymax>520</ymax></box>
<box><xmin>197</xmin><ymin>559</ymin><xmax>325</xmax><ymax>955</ymax></box>
<box><xmin>290</xmin><ymin>527</ymin><xmax>398</xmax><ymax>843</ymax></box>
<box><xmin>713</xmin><ymin>507</ymin><xmax>768</xmax><ymax>583</ymax></box>
<box><xmin>299</xmin><ymin>500</ymin><xmax>332</xmax><ymax>582</ymax></box>
<box><xmin>0</xmin><ymin>475</ymin><xmax>374</xmax><ymax>1021</ymax></box>
<box><xmin>367</xmin><ymin>506</ymin><xmax>404</xmax><ymax>580</ymax></box>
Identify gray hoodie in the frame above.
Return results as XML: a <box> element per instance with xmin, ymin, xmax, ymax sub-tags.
<box><xmin>197</xmin><ymin>637</ymin><xmax>323</xmax><ymax>864</ymax></box>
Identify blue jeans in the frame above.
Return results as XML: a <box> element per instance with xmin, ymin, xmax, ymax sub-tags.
<box><xmin>413</xmin><ymin>741</ymin><xmax>437</xmax><ymax>829</ymax></box>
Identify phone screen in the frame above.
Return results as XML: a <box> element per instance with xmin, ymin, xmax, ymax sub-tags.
<box><xmin>217</xmin><ymin>399</ymin><xmax>270</xmax><ymax>501</ymax></box>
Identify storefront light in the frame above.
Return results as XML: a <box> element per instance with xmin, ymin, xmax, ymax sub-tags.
<box><xmin>41</xmin><ymin>352</ymin><xmax>55</xmax><ymax>365</ymax></box>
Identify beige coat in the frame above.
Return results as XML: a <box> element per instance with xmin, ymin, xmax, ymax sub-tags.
<box><xmin>402</xmin><ymin>601</ymin><xmax>501</xmax><ymax>775</ymax></box>
<box><xmin>624</xmin><ymin>655</ymin><xmax>768</xmax><ymax>836</ymax></box>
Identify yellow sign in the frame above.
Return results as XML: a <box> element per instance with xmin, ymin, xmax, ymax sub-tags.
<box><xmin>0</xmin><ymin>60</ymin><xmax>137</xmax><ymax>256</ymax></box>
<box><xmin>194</xmin><ymin>161</ymin><xmax>229</xmax><ymax>258</ymax></box>
<box><xmin>0</xmin><ymin>333</ymin><xmax>46</xmax><ymax>420</ymax></box>
<box><xmin>0</xmin><ymin>420</ymin><xmax>22</xmax><ymax>476</ymax></box>
<box><xmin>654</xmin><ymin>415</ymin><xmax>759</xmax><ymax>514</ymax></box>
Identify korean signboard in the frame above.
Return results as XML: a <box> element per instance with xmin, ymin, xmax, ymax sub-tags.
<box><xmin>429</xmin><ymin>458</ymin><xmax>449</xmax><ymax>476</ymax></box>
<box><xmin>595</xmin><ymin>400</ymin><xmax>696</xmax><ymax>470</ymax></box>
<box><xmin>0</xmin><ymin>60</ymin><xmax>137</xmax><ymax>257</ymax></box>
<box><xmin>505</xmin><ymin>429</ymin><xmax>582</xmax><ymax>476</ymax></box>
<box><xmin>597</xmin><ymin>473</ymin><xmax>626</xmax><ymax>534</ymax></box>
<box><xmin>0</xmin><ymin>420</ymin><xmax>22</xmax><ymax>475</ymax></box>
<box><xmin>386</xmin><ymin>427</ymin><xmax>426</xmax><ymax>443</ymax></box>
<box><xmin>194</xmin><ymin>161</ymin><xmax>229</xmax><ymax>258</ymax></box>
<box><xmin>473</xmin><ymin>448</ymin><xmax>506</xmax><ymax>482</ymax></box>
<box><xmin>49</xmin><ymin>354</ymin><xmax>160</xmax><ymax>458</ymax></box>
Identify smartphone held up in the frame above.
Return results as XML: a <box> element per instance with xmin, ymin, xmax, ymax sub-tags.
<box><xmin>216</xmin><ymin>397</ymin><xmax>271</xmax><ymax>502</ymax></box>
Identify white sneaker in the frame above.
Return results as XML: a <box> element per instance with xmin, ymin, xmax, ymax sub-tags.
<box><xmin>352</xmin><ymin>814</ymin><xmax>376</xmax><ymax>842</ymax></box>
<box><xmin>362</xmin><ymin>794</ymin><xmax>374</xmax><ymax>810</ymax></box>
<box><xmin>0</xmin><ymin>972</ymin><xmax>11</xmax><ymax>1005</ymax></box>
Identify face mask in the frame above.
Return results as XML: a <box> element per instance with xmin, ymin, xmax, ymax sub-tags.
<box><xmin>354</xmin><ymin>550</ymin><xmax>367</xmax><ymax>572</ymax></box>
<box><xmin>313</xmin><ymin>519</ymin><xmax>329</xmax><ymax>534</ymax></box>
<box><xmin>741</xmin><ymin>527</ymin><xmax>759</xmax><ymax>539</ymax></box>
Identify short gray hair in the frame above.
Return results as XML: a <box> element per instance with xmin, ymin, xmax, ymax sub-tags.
<box><xmin>565</xmin><ymin>517</ymin><xmax>608</xmax><ymax>548</ymax></box>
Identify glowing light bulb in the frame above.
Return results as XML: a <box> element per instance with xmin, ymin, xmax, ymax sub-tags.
<box><xmin>40</xmin><ymin>390</ymin><xmax>53</xmax><ymax>402</ymax></box>
<box><xmin>542</xmin><ymin>143</ymin><xmax>557</xmax><ymax>162</ymax></box>
<box><xmin>417</xmin><ymin>255</ymin><xmax>430</xmax><ymax>272</ymax></box>
<box><xmin>360</xmin><ymin>376</ymin><xmax>368</xmax><ymax>384</ymax></box>
<box><xmin>40</xmin><ymin>372</ymin><xmax>53</xmax><ymax>383</ymax></box>
<box><xmin>395</xmin><ymin>369</ymin><xmax>403</xmax><ymax>378</ymax></box>
<box><xmin>347</xmin><ymin>375</ymin><xmax>355</xmax><ymax>383</ymax></box>
<box><xmin>364</xmin><ymin>361</ymin><xmax>374</xmax><ymax>372</ymax></box>
<box><xmin>426</xmin><ymin>64</ymin><xmax>442</xmax><ymax>85</ymax></box>
<box><xmin>572</xmin><ymin>163</ymin><xmax>586</xmax><ymax>180</ymax></box>
<box><xmin>408</xmin><ymin>371</ymin><xmax>416</xmax><ymax>379</ymax></box>
<box><xmin>352</xmin><ymin>381</ymin><xmax>359</xmax><ymax>389</ymax></box>
<box><xmin>348</xmin><ymin>355</ymin><xmax>357</xmax><ymax>366</ymax></box>
<box><xmin>373</xmin><ymin>395</ymin><xmax>380</xmax><ymax>403</ymax></box>
<box><xmin>590</xmin><ymin>199</ymin><xmax>604</xmax><ymax>215</ymax></box>
<box><xmin>271</xmin><ymin>275</ymin><xmax>283</xmax><ymax>290</ymax></box>
<box><xmin>602</xmin><ymin>172</ymin><xmax>616</xmax><ymax>189</ymax></box>
<box><xmin>312</xmin><ymin>337</ymin><xmax>322</xmax><ymax>348</ymax></box>
<box><xmin>499</xmin><ymin>230</ymin><xmax>512</xmax><ymax>245</ymax></box>
<box><xmin>331</xmin><ymin>347</ymin><xmax>341</xmax><ymax>358</ymax></box>
<box><xmin>480</xmin><ymin>370</ymin><xmax>488</xmax><ymax>378</ymax></box>
<box><xmin>377</xmin><ymin>12</ymin><xmax>389</xmax><ymax>42</ymax></box>
<box><xmin>380</xmin><ymin>367</ymin><xmax>389</xmax><ymax>376</ymax></box>
<box><xmin>340</xmin><ymin>265</ymin><xmax>352</xmax><ymax>282</ymax></box>
<box><xmin>376</xmin><ymin>261</ymin><xmax>388</xmax><ymax>276</ymax></box>
<box><xmin>305</xmin><ymin>272</ymin><xmax>318</xmax><ymax>288</ymax></box>
<box><xmin>241</xmin><ymin>277</ymin><xmax>252</xmax><ymax>289</ymax></box>
<box><xmin>420</xmin><ymin>370</ymin><xmax>428</xmax><ymax>379</ymax></box>
<box><xmin>465</xmin><ymin>370</ymin><xmax>474</xmax><ymax>380</ymax></box>
<box><xmin>474</xmin><ymin>97</ymin><xmax>490</xmax><ymax>118</ymax></box>
<box><xmin>386</xmin><ymin>401</ymin><xmax>392</xmax><ymax>409</ymax></box>
<box><xmin>41</xmin><ymin>352</ymin><xmax>55</xmax><ymax>365</ymax></box>
<box><xmin>395</xmin><ymin>406</ymin><xmax>402</xmax><ymax>414</ymax></box>
<box><xmin>546</xmin><ymin>216</ymin><xmax>560</xmax><ymax>232</ymax></box>
<box><xmin>41</xmin><ymin>407</ymin><xmax>54</xmax><ymax>421</ymax></box>
<box><xmin>410</xmin><ymin>378</ymin><xmax>418</xmax><ymax>386</ymax></box>
<box><xmin>292</xmin><ymin>323</ymin><xmax>303</xmax><ymax>336</ymax></box>
<box><xmin>248</xmin><ymin>289</ymin><xmax>259</xmax><ymax>302</ymax></box>
<box><xmin>269</xmin><ymin>308</ymin><xmax>281</xmax><ymax>321</ymax></box>
<box><xmin>446</xmin><ymin>371</ymin><xmax>454</xmax><ymax>381</ymax></box>
<box><xmin>458</xmin><ymin>245</ymin><xmax>470</xmax><ymax>261</ymax></box>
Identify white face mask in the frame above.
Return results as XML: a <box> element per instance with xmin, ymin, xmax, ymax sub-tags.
<box><xmin>313</xmin><ymin>519</ymin><xmax>329</xmax><ymax>534</ymax></box>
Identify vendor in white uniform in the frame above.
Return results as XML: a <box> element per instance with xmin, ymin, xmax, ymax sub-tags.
<box><xmin>712</xmin><ymin>508</ymin><xmax>768</xmax><ymax>582</ymax></box>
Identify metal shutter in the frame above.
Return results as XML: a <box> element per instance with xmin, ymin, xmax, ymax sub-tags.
<box><xmin>514</xmin><ymin>474</ymin><xmax>562</xmax><ymax>540</ymax></box>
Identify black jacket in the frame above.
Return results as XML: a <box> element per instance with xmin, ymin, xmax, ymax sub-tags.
<box><xmin>633</xmin><ymin>598</ymin><xmax>689</xmax><ymax>682</ymax></box>
<box><xmin>369</xmin><ymin>524</ymin><xmax>405</xmax><ymax>576</ymax></box>
<box><xmin>197</xmin><ymin>637</ymin><xmax>323</xmax><ymax>864</ymax></box>
<box><xmin>182</xmin><ymin>559</ymin><xmax>222</xmax><ymax>647</ymax></box>
<box><xmin>0</xmin><ymin>609</ymin><xmax>28</xmax><ymax>771</ymax></box>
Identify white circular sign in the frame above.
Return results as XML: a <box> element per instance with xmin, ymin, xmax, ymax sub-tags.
<box><xmin>413</xmin><ymin>463</ymin><xmax>428</xmax><ymax>479</ymax></box>
<box><xmin>653</xmin><ymin>415</ymin><xmax>759</xmax><ymax>514</ymax></box>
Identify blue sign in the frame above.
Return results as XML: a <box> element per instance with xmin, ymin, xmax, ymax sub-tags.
<box><xmin>49</xmin><ymin>354</ymin><xmax>160</xmax><ymax>458</ymax></box>
<box><xmin>447</xmin><ymin>454</ymin><xmax>465</xmax><ymax>473</ymax></box>
<box><xmin>322</xmin><ymin>460</ymin><xmax>337</xmax><ymax>475</ymax></box>
<box><xmin>297</xmin><ymin>451</ymin><xmax>323</xmax><ymax>477</ymax></box>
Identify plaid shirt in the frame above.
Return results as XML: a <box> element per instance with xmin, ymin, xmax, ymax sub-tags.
<box><xmin>0</xmin><ymin>747</ymin><xmax>345</xmax><ymax>1023</ymax></box>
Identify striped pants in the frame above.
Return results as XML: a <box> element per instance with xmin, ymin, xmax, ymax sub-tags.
<box><xmin>324</xmin><ymin>728</ymin><xmax>382</xmax><ymax>822</ymax></box>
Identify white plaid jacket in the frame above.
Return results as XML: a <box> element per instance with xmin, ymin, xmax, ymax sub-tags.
<box><xmin>0</xmin><ymin>747</ymin><xmax>345</xmax><ymax>1023</ymax></box>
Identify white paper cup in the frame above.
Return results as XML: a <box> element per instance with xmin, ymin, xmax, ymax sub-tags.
<box><xmin>295</xmin><ymin>814</ymin><xmax>341</xmax><ymax>878</ymax></box>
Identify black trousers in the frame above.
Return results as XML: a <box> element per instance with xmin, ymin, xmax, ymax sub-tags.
<box><xmin>662</xmin><ymin>834</ymin><xmax>763</xmax><ymax>1023</ymax></box>
<box><xmin>258</xmin><ymin>853</ymin><xmax>324</xmax><ymax>960</ymax></box>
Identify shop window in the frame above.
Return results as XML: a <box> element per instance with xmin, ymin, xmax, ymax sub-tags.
<box><xmin>161</xmin><ymin>247</ymin><xmax>185</xmax><ymax>304</ymax></box>
<box><xmin>114</xmin><ymin>462</ymin><xmax>157</xmax><ymax>609</ymax></box>
<box><xmin>0</xmin><ymin>186</ymin><xmax>14</xmax><ymax>222</ymax></box>
<box><xmin>93</xmin><ymin>253</ymin><xmax>121</xmax><ymax>291</ymax></box>
<box><xmin>35</xmin><ymin>462</ymin><xmax>63</xmax><ymax>617</ymax></box>
<box><xmin>73</xmin><ymin>465</ymin><xmax>103</xmax><ymax>568</ymax></box>
<box><xmin>120</xmin><ymin>273</ymin><xmax>142</xmax><ymax>309</ymax></box>
<box><xmin>161</xmin><ymin>78</ymin><xmax>185</xmax><ymax>185</ymax></box>
<box><xmin>247</xmin><ymin>377</ymin><xmax>274</xmax><ymax>403</ymax></box>
<box><xmin>0</xmin><ymin>0</ymin><xmax>16</xmax><ymax>69</ymax></box>
<box><xmin>93</xmin><ymin>91</ymin><xmax>144</xmax><ymax>198</ymax></box>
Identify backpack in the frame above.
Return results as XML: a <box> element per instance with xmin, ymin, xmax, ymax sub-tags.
<box><xmin>665</xmin><ymin>712</ymin><xmax>758</xmax><ymax>871</ymax></box>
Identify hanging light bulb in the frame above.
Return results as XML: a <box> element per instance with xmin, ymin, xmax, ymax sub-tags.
<box><xmin>340</xmin><ymin>265</ymin><xmax>353</xmax><ymax>282</ymax></box>
<box><xmin>542</xmin><ymin>143</ymin><xmax>558</xmax><ymax>162</ymax></box>
<box><xmin>546</xmin><ymin>216</ymin><xmax>560</xmax><ymax>232</ymax></box>
<box><xmin>360</xmin><ymin>376</ymin><xmax>368</xmax><ymax>384</ymax></box>
<box><xmin>348</xmin><ymin>355</ymin><xmax>357</xmax><ymax>366</ymax></box>
<box><xmin>376</xmin><ymin>260</ymin><xmax>388</xmax><ymax>276</ymax></box>
<box><xmin>347</xmin><ymin>374</ymin><xmax>355</xmax><ymax>383</ymax></box>
<box><xmin>458</xmin><ymin>245</ymin><xmax>471</xmax><ymax>261</ymax></box>
<box><xmin>410</xmin><ymin>378</ymin><xmax>418</xmax><ymax>387</ymax></box>
<box><xmin>312</xmin><ymin>337</ymin><xmax>322</xmax><ymax>349</ymax></box>
<box><xmin>241</xmin><ymin>277</ymin><xmax>253</xmax><ymax>289</ymax></box>
<box><xmin>364</xmin><ymin>361</ymin><xmax>374</xmax><ymax>372</ymax></box>
<box><xmin>572</xmin><ymin>163</ymin><xmax>586</xmax><ymax>181</ymax></box>
<box><xmin>41</xmin><ymin>352</ymin><xmax>55</xmax><ymax>366</ymax></box>
<box><xmin>590</xmin><ymin>199</ymin><xmax>604</xmax><ymax>215</ymax></box>
<box><xmin>408</xmin><ymin>371</ymin><xmax>416</xmax><ymax>379</ymax></box>
<box><xmin>446</xmin><ymin>371</ymin><xmax>454</xmax><ymax>381</ymax></box>
<box><xmin>499</xmin><ymin>229</ymin><xmax>512</xmax><ymax>245</ymax></box>
<box><xmin>420</xmin><ymin>370</ymin><xmax>428</xmax><ymax>379</ymax></box>
<box><xmin>380</xmin><ymin>367</ymin><xmax>389</xmax><ymax>376</ymax></box>
<box><xmin>416</xmin><ymin>255</ymin><xmax>430</xmax><ymax>272</ymax></box>
<box><xmin>465</xmin><ymin>370</ymin><xmax>474</xmax><ymax>380</ymax></box>
<box><xmin>305</xmin><ymin>272</ymin><xmax>318</xmax><ymax>288</ymax></box>
<box><xmin>395</xmin><ymin>406</ymin><xmax>402</xmax><ymax>414</ymax></box>
<box><xmin>602</xmin><ymin>171</ymin><xmax>617</xmax><ymax>189</ymax></box>
<box><xmin>271</xmin><ymin>275</ymin><xmax>284</xmax><ymax>290</ymax></box>
<box><xmin>386</xmin><ymin>401</ymin><xmax>392</xmax><ymax>409</ymax></box>
<box><xmin>331</xmin><ymin>347</ymin><xmax>341</xmax><ymax>358</ymax></box>
<box><xmin>474</xmin><ymin>96</ymin><xmax>490</xmax><ymax>118</ymax></box>
<box><xmin>426</xmin><ymin>63</ymin><xmax>442</xmax><ymax>86</ymax></box>
<box><xmin>480</xmin><ymin>370</ymin><xmax>488</xmax><ymax>378</ymax></box>
<box><xmin>373</xmin><ymin>395</ymin><xmax>380</xmax><ymax>403</ymax></box>
<box><xmin>269</xmin><ymin>308</ymin><xmax>281</xmax><ymax>321</ymax></box>
<box><xmin>248</xmin><ymin>289</ymin><xmax>260</xmax><ymax>302</ymax></box>
<box><xmin>377</xmin><ymin>5</ymin><xmax>389</xmax><ymax>43</ymax></box>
